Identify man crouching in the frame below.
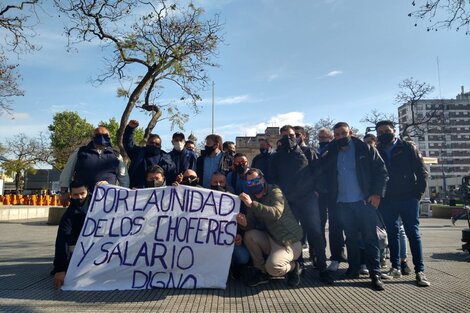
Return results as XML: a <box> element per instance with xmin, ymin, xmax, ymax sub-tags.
<box><xmin>237</xmin><ymin>168</ymin><xmax>304</xmax><ymax>287</ymax></box>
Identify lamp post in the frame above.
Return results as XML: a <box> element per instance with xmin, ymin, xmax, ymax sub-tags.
<box><xmin>211</xmin><ymin>81</ymin><xmax>215</xmax><ymax>134</ymax></box>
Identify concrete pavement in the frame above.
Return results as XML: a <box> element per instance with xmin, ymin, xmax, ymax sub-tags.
<box><xmin>0</xmin><ymin>217</ymin><xmax>469</xmax><ymax>313</ymax></box>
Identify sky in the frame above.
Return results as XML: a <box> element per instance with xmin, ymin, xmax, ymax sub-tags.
<box><xmin>1</xmin><ymin>0</ymin><xmax>470</xmax><ymax>152</ymax></box>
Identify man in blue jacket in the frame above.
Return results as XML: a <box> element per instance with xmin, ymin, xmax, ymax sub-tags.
<box><xmin>169</xmin><ymin>132</ymin><xmax>197</xmax><ymax>184</ymax></box>
<box><xmin>323</xmin><ymin>122</ymin><xmax>388</xmax><ymax>291</ymax></box>
<box><xmin>375</xmin><ymin>120</ymin><xmax>430</xmax><ymax>287</ymax></box>
<box><xmin>124</xmin><ymin>120</ymin><xmax>175</xmax><ymax>188</ymax></box>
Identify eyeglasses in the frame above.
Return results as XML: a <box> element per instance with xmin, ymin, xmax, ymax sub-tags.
<box><xmin>246</xmin><ymin>177</ymin><xmax>261</xmax><ymax>186</ymax></box>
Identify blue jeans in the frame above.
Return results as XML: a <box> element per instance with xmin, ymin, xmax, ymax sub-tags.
<box><xmin>319</xmin><ymin>194</ymin><xmax>346</xmax><ymax>261</ymax></box>
<box><xmin>379</xmin><ymin>198</ymin><xmax>424</xmax><ymax>273</ymax></box>
<box><xmin>337</xmin><ymin>200</ymin><xmax>381</xmax><ymax>276</ymax></box>
<box><xmin>288</xmin><ymin>193</ymin><xmax>327</xmax><ymax>271</ymax></box>
<box><xmin>232</xmin><ymin>243</ymin><xmax>250</xmax><ymax>266</ymax></box>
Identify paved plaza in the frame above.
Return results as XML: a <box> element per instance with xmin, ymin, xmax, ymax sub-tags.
<box><xmin>0</xmin><ymin>216</ymin><xmax>469</xmax><ymax>313</ymax></box>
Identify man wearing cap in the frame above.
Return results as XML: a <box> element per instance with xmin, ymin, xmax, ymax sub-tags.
<box><xmin>169</xmin><ymin>132</ymin><xmax>197</xmax><ymax>184</ymax></box>
<box><xmin>124</xmin><ymin>120</ymin><xmax>175</xmax><ymax>188</ymax></box>
<box><xmin>59</xmin><ymin>126</ymin><xmax>129</xmax><ymax>203</ymax></box>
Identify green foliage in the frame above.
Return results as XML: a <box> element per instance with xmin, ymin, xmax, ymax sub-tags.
<box><xmin>48</xmin><ymin>111</ymin><xmax>94</xmax><ymax>170</ymax></box>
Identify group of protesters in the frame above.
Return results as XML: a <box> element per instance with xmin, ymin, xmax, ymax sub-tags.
<box><xmin>53</xmin><ymin>118</ymin><xmax>431</xmax><ymax>291</ymax></box>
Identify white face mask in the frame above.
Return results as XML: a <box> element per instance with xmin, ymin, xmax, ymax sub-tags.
<box><xmin>173</xmin><ymin>141</ymin><xmax>185</xmax><ymax>152</ymax></box>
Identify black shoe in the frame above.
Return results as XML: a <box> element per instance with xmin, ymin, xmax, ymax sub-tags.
<box><xmin>247</xmin><ymin>269</ymin><xmax>270</xmax><ymax>287</ymax></box>
<box><xmin>286</xmin><ymin>261</ymin><xmax>301</xmax><ymax>287</ymax></box>
<box><xmin>319</xmin><ymin>270</ymin><xmax>335</xmax><ymax>285</ymax></box>
<box><xmin>371</xmin><ymin>274</ymin><xmax>385</xmax><ymax>291</ymax></box>
<box><xmin>401</xmin><ymin>261</ymin><xmax>411</xmax><ymax>275</ymax></box>
<box><xmin>341</xmin><ymin>268</ymin><xmax>360</xmax><ymax>280</ymax></box>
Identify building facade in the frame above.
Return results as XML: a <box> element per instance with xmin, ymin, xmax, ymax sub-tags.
<box><xmin>236</xmin><ymin>127</ymin><xmax>281</xmax><ymax>163</ymax></box>
<box><xmin>398</xmin><ymin>87</ymin><xmax>470</xmax><ymax>196</ymax></box>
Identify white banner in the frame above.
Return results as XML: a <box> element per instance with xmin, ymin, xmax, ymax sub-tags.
<box><xmin>63</xmin><ymin>184</ymin><xmax>240</xmax><ymax>290</ymax></box>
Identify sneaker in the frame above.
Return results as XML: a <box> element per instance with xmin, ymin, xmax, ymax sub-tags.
<box><xmin>387</xmin><ymin>268</ymin><xmax>402</xmax><ymax>279</ymax></box>
<box><xmin>380</xmin><ymin>272</ymin><xmax>392</xmax><ymax>280</ymax></box>
<box><xmin>401</xmin><ymin>261</ymin><xmax>411</xmax><ymax>275</ymax></box>
<box><xmin>359</xmin><ymin>264</ymin><xmax>369</xmax><ymax>275</ymax></box>
<box><xmin>319</xmin><ymin>270</ymin><xmax>335</xmax><ymax>285</ymax></box>
<box><xmin>341</xmin><ymin>268</ymin><xmax>360</xmax><ymax>280</ymax></box>
<box><xmin>327</xmin><ymin>260</ymin><xmax>340</xmax><ymax>272</ymax></box>
<box><xmin>380</xmin><ymin>258</ymin><xmax>387</xmax><ymax>269</ymax></box>
<box><xmin>286</xmin><ymin>261</ymin><xmax>301</xmax><ymax>287</ymax></box>
<box><xmin>247</xmin><ymin>269</ymin><xmax>270</xmax><ymax>287</ymax></box>
<box><xmin>416</xmin><ymin>272</ymin><xmax>431</xmax><ymax>287</ymax></box>
<box><xmin>371</xmin><ymin>274</ymin><xmax>385</xmax><ymax>291</ymax></box>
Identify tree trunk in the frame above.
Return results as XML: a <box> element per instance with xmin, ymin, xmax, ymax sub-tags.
<box><xmin>116</xmin><ymin>68</ymin><xmax>157</xmax><ymax>161</ymax></box>
<box><xmin>144</xmin><ymin>110</ymin><xmax>163</xmax><ymax>141</ymax></box>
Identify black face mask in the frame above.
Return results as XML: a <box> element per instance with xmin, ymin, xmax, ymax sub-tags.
<box><xmin>182</xmin><ymin>176</ymin><xmax>198</xmax><ymax>186</ymax></box>
<box><xmin>211</xmin><ymin>185</ymin><xmax>226</xmax><ymax>192</ymax></box>
<box><xmin>279</xmin><ymin>135</ymin><xmax>296</xmax><ymax>151</ymax></box>
<box><xmin>336</xmin><ymin>137</ymin><xmax>351</xmax><ymax>147</ymax></box>
<box><xmin>205</xmin><ymin>145</ymin><xmax>215</xmax><ymax>155</ymax></box>
<box><xmin>146</xmin><ymin>145</ymin><xmax>161</xmax><ymax>155</ymax></box>
<box><xmin>378</xmin><ymin>133</ymin><xmax>395</xmax><ymax>145</ymax></box>
<box><xmin>319</xmin><ymin>142</ymin><xmax>329</xmax><ymax>149</ymax></box>
<box><xmin>70</xmin><ymin>198</ymin><xmax>86</xmax><ymax>207</ymax></box>
<box><xmin>235</xmin><ymin>164</ymin><xmax>247</xmax><ymax>175</ymax></box>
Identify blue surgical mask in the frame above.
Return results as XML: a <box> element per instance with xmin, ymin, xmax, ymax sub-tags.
<box><xmin>93</xmin><ymin>134</ymin><xmax>111</xmax><ymax>146</ymax></box>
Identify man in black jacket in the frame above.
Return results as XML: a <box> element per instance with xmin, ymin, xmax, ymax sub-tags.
<box><xmin>53</xmin><ymin>181</ymin><xmax>90</xmax><ymax>290</ymax></box>
<box><xmin>323</xmin><ymin>122</ymin><xmax>388</xmax><ymax>291</ymax></box>
<box><xmin>269</xmin><ymin>125</ymin><xmax>333</xmax><ymax>285</ymax></box>
<box><xmin>376</xmin><ymin>120</ymin><xmax>430</xmax><ymax>287</ymax></box>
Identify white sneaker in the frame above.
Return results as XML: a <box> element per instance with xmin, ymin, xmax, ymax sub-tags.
<box><xmin>327</xmin><ymin>261</ymin><xmax>339</xmax><ymax>272</ymax></box>
<box><xmin>388</xmin><ymin>268</ymin><xmax>402</xmax><ymax>278</ymax></box>
<box><xmin>359</xmin><ymin>264</ymin><xmax>369</xmax><ymax>275</ymax></box>
<box><xmin>380</xmin><ymin>272</ymin><xmax>392</xmax><ymax>280</ymax></box>
<box><xmin>416</xmin><ymin>271</ymin><xmax>431</xmax><ymax>287</ymax></box>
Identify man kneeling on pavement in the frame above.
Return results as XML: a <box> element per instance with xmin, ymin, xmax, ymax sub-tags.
<box><xmin>236</xmin><ymin>168</ymin><xmax>305</xmax><ymax>287</ymax></box>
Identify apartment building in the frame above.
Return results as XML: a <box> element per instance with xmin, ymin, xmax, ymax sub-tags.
<box><xmin>398</xmin><ymin>86</ymin><xmax>470</xmax><ymax>195</ymax></box>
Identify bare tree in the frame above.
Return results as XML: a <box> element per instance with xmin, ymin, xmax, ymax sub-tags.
<box><xmin>396</xmin><ymin>77</ymin><xmax>440</xmax><ymax>139</ymax></box>
<box><xmin>409</xmin><ymin>0</ymin><xmax>470</xmax><ymax>34</ymax></box>
<box><xmin>0</xmin><ymin>0</ymin><xmax>41</xmax><ymax>115</ymax></box>
<box><xmin>0</xmin><ymin>55</ymin><xmax>23</xmax><ymax>114</ymax></box>
<box><xmin>0</xmin><ymin>133</ymin><xmax>51</xmax><ymax>192</ymax></box>
<box><xmin>360</xmin><ymin>109</ymin><xmax>398</xmax><ymax>132</ymax></box>
<box><xmin>54</xmin><ymin>0</ymin><xmax>223</xmax><ymax>159</ymax></box>
<box><xmin>304</xmin><ymin>117</ymin><xmax>336</xmax><ymax>147</ymax></box>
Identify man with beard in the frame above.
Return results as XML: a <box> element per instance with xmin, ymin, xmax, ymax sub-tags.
<box><xmin>53</xmin><ymin>181</ymin><xmax>91</xmax><ymax>289</ymax></box>
<box><xmin>322</xmin><ymin>122</ymin><xmax>388</xmax><ymax>291</ymax></box>
<box><xmin>269</xmin><ymin>125</ymin><xmax>334</xmax><ymax>285</ymax></box>
<box><xmin>124</xmin><ymin>120</ymin><xmax>175</xmax><ymax>188</ymax></box>
<box><xmin>59</xmin><ymin>127</ymin><xmax>129</xmax><ymax>204</ymax></box>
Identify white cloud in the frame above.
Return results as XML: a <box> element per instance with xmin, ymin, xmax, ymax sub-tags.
<box><xmin>217</xmin><ymin>95</ymin><xmax>250</xmax><ymax>105</ymax></box>
<box><xmin>326</xmin><ymin>70</ymin><xmax>343</xmax><ymax>77</ymax></box>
